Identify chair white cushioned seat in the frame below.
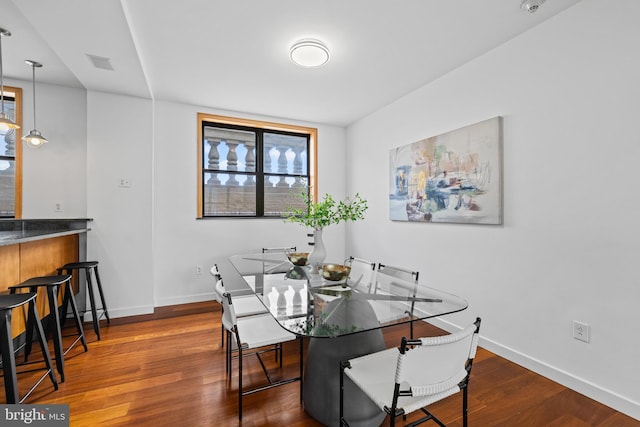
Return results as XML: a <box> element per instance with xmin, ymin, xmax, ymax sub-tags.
<box><xmin>232</xmin><ymin>294</ymin><xmax>270</xmax><ymax>317</ymax></box>
<box><xmin>232</xmin><ymin>313</ymin><xmax>297</xmax><ymax>349</ymax></box>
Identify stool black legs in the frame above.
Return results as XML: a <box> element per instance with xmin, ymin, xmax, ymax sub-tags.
<box><xmin>44</xmin><ymin>283</ymin><xmax>64</xmax><ymax>382</ymax></box>
<box><xmin>84</xmin><ymin>265</ymin><xmax>110</xmax><ymax>339</ymax></box>
<box><xmin>62</xmin><ymin>280</ymin><xmax>89</xmax><ymax>356</ymax></box>
<box><xmin>58</xmin><ymin>262</ymin><xmax>110</xmax><ymax>340</ymax></box>
<box><xmin>0</xmin><ymin>303</ymin><xmax>20</xmax><ymax>403</ymax></box>
<box><xmin>10</xmin><ymin>275</ymin><xmax>88</xmax><ymax>383</ymax></box>
<box><xmin>92</xmin><ymin>265</ymin><xmax>110</xmax><ymax>325</ymax></box>
<box><xmin>0</xmin><ymin>293</ymin><xmax>58</xmax><ymax>404</ymax></box>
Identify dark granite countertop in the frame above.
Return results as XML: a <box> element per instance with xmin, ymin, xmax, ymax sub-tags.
<box><xmin>0</xmin><ymin>219</ymin><xmax>92</xmax><ymax>247</ymax></box>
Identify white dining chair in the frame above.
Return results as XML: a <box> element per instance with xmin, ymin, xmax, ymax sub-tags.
<box><xmin>340</xmin><ymin>318</ymin><xmax>481</xmax><ymax>427</ymax></box>
<box><xmin>221</xmin><ymin>291</ymin><xmax>303</xmax><ymax>420</ymax></box>
<box><xmin>345</xmin><ymin>256</ymin><xmax>376</xmax><ymax>292</ymax></box>
<box><xmin>370</xmin><ymin>263</ymin><xmax>420</xmax><ymax>336</ymax></box>
<box><xmin>211</xmin><ymin>264</ymin><xmax>269</xmax><ymax>348</ymax></box>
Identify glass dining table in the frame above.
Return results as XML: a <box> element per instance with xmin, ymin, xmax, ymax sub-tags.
<box><xmin>217</xmin><ymin>252</ymin><xmax>468</xmax><ymax>427</ymax></box>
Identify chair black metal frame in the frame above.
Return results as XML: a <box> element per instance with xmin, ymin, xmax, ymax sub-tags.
<box><xmin>0</xmin><ymin>292</ymin><xmax>58</xmax><ymax>403</ymax></box>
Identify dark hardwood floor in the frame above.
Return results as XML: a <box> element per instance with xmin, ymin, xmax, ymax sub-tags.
<box><xmin>3</xmin><ymin>301</ymin><xmax>638</xmax><ymax>426</ymax></box>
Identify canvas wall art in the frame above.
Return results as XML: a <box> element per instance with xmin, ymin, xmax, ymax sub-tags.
<box><xmin>389</xmin><ymin>117</ymin><xmax>503</xmax><ymax>225</ymax></box>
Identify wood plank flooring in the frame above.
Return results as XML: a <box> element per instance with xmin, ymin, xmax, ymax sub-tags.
<box><xmin>2</xmin><ymin>301</ymin><xmax>638</xmax><ymax>426</ymax></box>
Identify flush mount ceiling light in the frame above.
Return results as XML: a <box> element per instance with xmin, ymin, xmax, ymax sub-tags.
<box><xmin>22</xmin><ymin>60</ymin><xmax>48</xmax><ymax>148</ymax></box>
<box><xmin>289</xmin><ymin>39</ymin><xmax>330</xmax><ymax>68</ymax></box>
<box><xmin>0</xmin><ymin>28</ymin><xmax>20</xmax><ymax>130</ymax></box>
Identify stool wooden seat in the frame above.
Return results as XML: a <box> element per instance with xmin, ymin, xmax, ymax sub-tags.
<box><xmin>0</xmin><ymin>292</ymin><xmax>58</xmax><ymax>403</ymax></box>
<box><xmin>58</xmin><ymin>261</ymin><xmax>110</xmax><ymax>340</ymax></box>
<box><xmin>10</xmin><ymin>275</ymin><xmax>88</xmax><ymax>383</ymax></box>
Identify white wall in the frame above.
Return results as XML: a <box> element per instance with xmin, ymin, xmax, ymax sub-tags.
<box><xmin>7</xmin><ymin>77</ymin><xmax>87</xmax><ymax>218</ymax></box>
<box><xmin>346</xmin><ymin>0</ymin><xmax>639</xmax><ymax>419</ymax></box>
<box><xmin>152</xmin><ymin>100</ymin><xmax>347</xmax><ymax>307</ymax></box>
<box><xmin>86</xmin><ymin>91</ymin><xmax>154</xmax><ymax>317</ymax></box>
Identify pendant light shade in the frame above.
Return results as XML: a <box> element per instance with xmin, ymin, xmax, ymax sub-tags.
<box><xmin>22</xmin><ymin>60</ymin><xmax>47</xmax><ymax>148</ymax></box>
<box><xmin>0</xmin><ymin>28</ymin><xmax>20</xmax><ymax>130</ymax></box>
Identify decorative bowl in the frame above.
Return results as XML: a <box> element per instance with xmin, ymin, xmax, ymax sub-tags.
<box><xmin>321</xmin><ymin>264</ymin><xmax>351</xmax><ymax>281</ymax></box>
<box><xmin>287</xmin><ymin>252</ymin><xmax>309</xmax><ymax>266</ymax></box>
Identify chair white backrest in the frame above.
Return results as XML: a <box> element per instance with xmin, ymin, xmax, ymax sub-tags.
<box><xmin>210</xmin><ymin>264</ymin><xmax>222</xmax><ymax>303</ymax></box>
<box><xmin>214</xmin><ymin>276</ymin><xmax>268</xmax><ymax>318</ymax></box>
<box><xmin>340</xmin><ymin>318</ymin><xmax>482</xmax><ymax>427</ymax></box>
<box><xmin>374</xmin><ymin>263</ymin><xmax>419</xmax><ymax>297</ymax></box>
<box><xmin>366</xmin><ymin>263</ymin><xmax>419</xmax><ymax>326</ymax></box>
<box><xmin>262</xmin><ymin>246</ymin><xmax>296</xmax><ymax>253</ymax></box>
<box><xmin>220</xmin><ymin>291</ymin><xmax>238</xmax><ymax>334</ymax></box>
<box><xmin>345</xmin><ymin>256</ymin><xmax>376</xmax><ymax>292</ymax></box>
<box><xmin>220</xmin><ymin>291</ymin><xmax>297</xmax><ymax>349</ymax></box>
<box><xmin>396</xmin><ymin>322</ymin><xmax>479</xmax><ymax>400</ymax></box>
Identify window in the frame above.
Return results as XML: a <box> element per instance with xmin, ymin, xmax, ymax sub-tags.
<box><xmin>197</xmin><ymin>114</ymin><xmax>317</xmax><ymax>218</ymax></box>
<box><xmin>0</xmin><ymin>86</ymin><xmax>22</xmax><ymax>218</ymax></box>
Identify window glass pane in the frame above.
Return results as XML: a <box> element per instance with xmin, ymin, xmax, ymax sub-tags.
<box><xmin>0</xmin><ymin>159</ymin><xmax>15</xmax><ymax>217</ymax></box>
<box><xmin>203</xmin><ymin>126</ymin><xmax>256</xmax><ymax>173</ymax></box>
<box><xmin>198</xmin><ymin>114</ymin><xmax>316</xmax><ymax>219</ymax></box>
<box><xmin>204</xmin><ymin>172</ymin><xmax>256</xmax><ymax>216</ymax></box>
<box><xmin>264</xmin><ymin>181</ymin><xmax>307</xmax><ymax>216</ymax></box>
<box><xmin>1</xmin><ymin>101</ymin><xmax>17</xmax><ymax>155</ymax></box>
<box><xmin>263</xmin><ymin>132</ymin><xmax>307</xmax><ymax>176</ymax></box>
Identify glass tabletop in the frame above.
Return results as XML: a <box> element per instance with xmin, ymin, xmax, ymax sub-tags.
<box><xmin>218</xmin><ymin>252</ymin><xmax>468</xmax><ymax>338</ymax></box>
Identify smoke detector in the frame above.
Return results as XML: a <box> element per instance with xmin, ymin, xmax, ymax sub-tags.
<box><xmin>521</xmin><ymin>0</ymin><xmax>546</xmax><ymax>13</ymax></box>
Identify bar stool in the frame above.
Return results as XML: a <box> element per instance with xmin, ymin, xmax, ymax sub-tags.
<box><xmin>10</xmin><ymin>275</ymin><xmax>88</xmax><ymax>383</ymax></box>
<box><xmin>0</xmin><ymin>292</ymin><xmax>58</xmax><ymax>403</ymax></box>
<box><xmin>57</xmin><ymin>261</ymin><xmax>110</xmax><ymax>340</ymax></box>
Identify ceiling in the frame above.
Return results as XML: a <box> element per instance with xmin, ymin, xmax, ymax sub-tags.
<box><xmin>2</xmin><ymin>0</ymin><xmax>582</xmax><ymax>127</ymax></box>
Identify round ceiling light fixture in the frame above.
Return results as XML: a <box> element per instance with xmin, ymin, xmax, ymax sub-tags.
<box><xmin>289</xmin><ymin>39</ymin><xmax>330</xmax><ymax>68</ymax></box>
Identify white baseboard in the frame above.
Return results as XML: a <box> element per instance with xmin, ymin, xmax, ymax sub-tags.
<box><xmin>154</xmin><ymin>292</ymin><xmax>215</xmax><ymax>308</ymax></box>
<box><xmin>424</xmin><ymin>317</ymin><xmax>640</xmax><ymax>421</ymax></box>
<box><xmin>83</xmin><ymin>304</ymin><xmax>154</xmax><ymax>320</ymax></box>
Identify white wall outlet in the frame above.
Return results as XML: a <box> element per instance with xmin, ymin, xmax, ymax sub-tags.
<box><xmin>195</xmin><ymin>265</ymin><xmax>203</xmax><ymax>275</ymax></box>
<box><xmin>54</xmin><ymin>202</ymin><xmax>62</xmax><ymax>212</ymax></box>
<box><xmin>572</xmin><ymin>320</ymin><xmax>590</xmax><ymax>343</ymax></box>
<box><xmin>118</xmin><ymin>177</ymin><xmax>132</xmax><ymax>188</ymax></box>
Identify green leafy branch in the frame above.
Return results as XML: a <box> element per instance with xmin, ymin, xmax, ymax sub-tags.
<box><xmin>284</xmin><ymin>189</ymin><xmax>368</xmax><ymax>230</ymax></box>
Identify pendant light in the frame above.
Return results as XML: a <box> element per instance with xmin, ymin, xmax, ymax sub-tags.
<box><xmin>0</xmin><ymin>28</ymin><xmax>20</xmax><ymax>130</ymax></box>
<box><xmin>22</xmin><ymin>60</ymin><xmax>48</xmax><ymax>148</ymax></box>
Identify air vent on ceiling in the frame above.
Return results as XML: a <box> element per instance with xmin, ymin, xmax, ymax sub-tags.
<box><xmin>86</xmin><ymin>54</ymin><xmax>114</xmax><ymax>71</ymax></box>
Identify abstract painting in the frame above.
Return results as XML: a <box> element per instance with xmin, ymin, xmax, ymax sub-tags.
<box><xmin>389</xmin><ymin>117</ymin><xmax>503</xmax><ymax>224</ymax></box>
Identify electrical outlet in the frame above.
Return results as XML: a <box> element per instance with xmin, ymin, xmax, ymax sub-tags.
<box><xmin>195</xmin><ymin>265</ymin><xmax>203</xmax><ymax>275</ymax></box>
<box><xmin>572</xmin><ymin>320</ymin><xmax>590</xmax><ymax>343</ymax></box>
<box><xmin>54</xmin><ymin>202</ymin><xmax>62</xmax><ymax>212</ymax></box>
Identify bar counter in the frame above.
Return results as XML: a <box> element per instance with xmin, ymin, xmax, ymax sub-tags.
<box><xmin>0</xmin><ymin>219</ymin><xmax>91</xmax><ymax>247</ymax></box>
<box><xmin>0</xmin><ymin>219</ymin><xmax>92</xmax><ymax>337</ymax></box>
